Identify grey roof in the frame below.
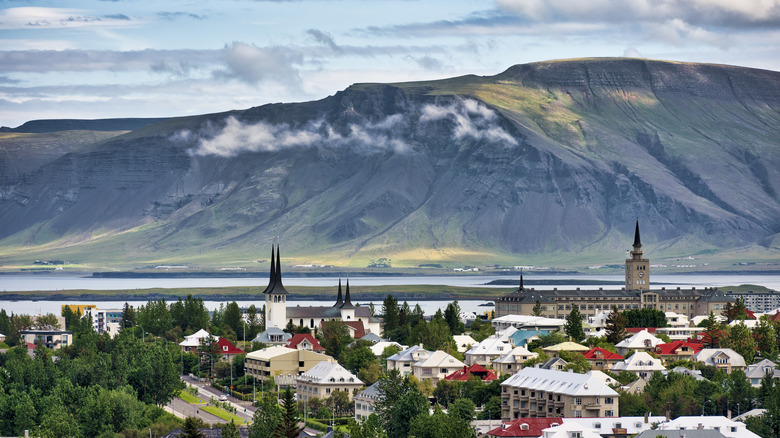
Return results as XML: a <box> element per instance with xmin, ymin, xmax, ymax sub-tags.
<box><xmin>252</xmin><ymin>327</ymin><xmax>292</xmax><ymax>344</ymax></box>
<box><xmin>538</xmin><ymin>357</ymin><xmax>568</xmax><ymax>370</ymax></box>
<box><xmin>360</xmin><ymin>332</ymin><xmax>383</xmax><ymax>343</ymax></box>
<box><xmin>496</xmin><ymin>286</ymin><xmax>731</xmax><ymax>302</ymax></box>
<box><xmin>286</xmin><ymin>305</ymin><xmax>372</xmax><ymax>319</ymax></box>
<box><xmin>355</xmin><ymin>382</ymin><xmax>381</xmax><ymax>400</ymax></box>
<box><xmin>635</xmin><ymin>431</ymin><xmax>727</xmax><ymax>438</ymax></box>
<box><xmin>745</xmin><ymin>359</ymin><xmax>780</xmax><ymax>380</ymax></box>
<box><xmin>387</xmin><ymin>345</ymin><xmax>429</xmax><ymax>362</ymax></box>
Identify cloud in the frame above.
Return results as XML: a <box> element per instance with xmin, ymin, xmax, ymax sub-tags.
<box><xmin>306</xmin><ymin>29</ymin><xmax>341</xmax><ymax>52</ymax></box>
<box><xmin>0</xmin><ymin>7</ymin><xmax>141</xmax><ymax>29</ymax></box>
<box><xmin>157</xmin><ymin>12</ymin><xmax>206</xmax><ymax>21</ymax></box>
<box><xmin>0</xmin><ymin>49</ymin><xmax>220</xmax><ymax>73</ymax></box>
<box><xmin>182</xmin><ymin>99</ymin><xmax>516</xmax><ymax>157</ymax></box>
<box><xmin>215</xmin><ymin>42</ymin><xmax>303</xmax><ymax>87</ymax></box>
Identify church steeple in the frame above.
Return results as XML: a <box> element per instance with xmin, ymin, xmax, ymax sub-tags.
<box><xmin>334</xmin><ymin>278</ymin><xmax>344</xmax><ymax>307</ymax></box>
<box><xmin>341</xmin><ymin>279</ymin><xmax>354</xmax><ymax>309</ymax></box>
<box><xmin>267</xmin><ymin>245</ymin><xmax>288</xmax><ymax>295</ymax></box>
<box><xmin>517</xmin><ymin>271</ymin><xmax>524</xmax><ymax>291</ymax></box>
<box><xmin>633</xmin><ymin>219</ymin><xmax>642</xmax><ymax>249</ymax></box>
<box><xmin>262</xmin><ymin>245</ymin><xmax>276</xmax><ymax>295</ymax></box>
<box><xmin>265</xmin><ymin>244</ymin><xmax>288</xmax><ymax>329</ymax></box>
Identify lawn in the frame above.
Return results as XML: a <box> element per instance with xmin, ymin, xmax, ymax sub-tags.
<box><xmin>201</xmin><ymin>406</ymin><xmax>248</xmax><ymax>424</ymax></box>
<box><xmin>178</xmin><ymin>390</ymin><xmax>204</xmax><ymax>405</ymax></box>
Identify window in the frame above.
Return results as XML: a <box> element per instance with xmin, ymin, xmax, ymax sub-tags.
<box><xmin>605</xmin><ymin>410</ymin><xmax>614</xmax><ymax>416</ymax></box>
<box><xmin>574</xmin><ymin>397</ymin><xmax>582</xmax><ymax>405</ymax></box>
<box><xmin>573</xmin><ymin>411</ymin><xmax>582</xmax><ymax>418</ymax></box>
<box><xmin>605</xmin><ymin>397</ymin><xmax>614</xmax><ymax>404</ymax></box>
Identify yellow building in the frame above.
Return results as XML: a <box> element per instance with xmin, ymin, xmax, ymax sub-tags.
<box><xmin>244</xmin><ymin>345</ymin><xmax>335</xmax><ymax>379</ymax></box>
<box><xmin>61</xmin><ymin>304</ymin><xmax>98</xmax><ymax>316</ymax></box>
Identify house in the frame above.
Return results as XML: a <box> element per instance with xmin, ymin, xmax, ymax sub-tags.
<box><xmin>634</xmin><ymin>430</ymin><xmax>727</xmax><ymax>438</ymax></box>
<box><xmin>542</xmin><ymin>342</ymin><xmax>589</xmax><ymax>358</ymax></box>
<box><xmin>655</xmin><ymin>415</ymin><xmax>761</xmax><ymax>438</ymax></box>
<box><xmin>465</xmin><ymin>336</ymin><xmax>513</xmax><ymax>366</ymax></box>
<box><xmin>453</xmin><ymin>334</ymin><xmax>477</xmax><ymax>353</ymax></box>
<box><xmin>610</xmin><ymin>351</ymin><xmax>666</xmax><ymax>380</ymax></box>
<box><xmin>296</xmin><ymin>361</ymin><xmax>362</xmax><ymax>402</ymax></box>
<box><xmin>369</xmin><ymin>341</ymin><xmax>406</xmax><ymax>357</ymax></box>
<box><xmin>540</xmin><ymin>422</ymin><xmax>602</xmax><ymax>438</ymax></box>
<box><xmin>251</xmin><ymin>327</ymin><xmax>292</xmax><ymax>346</ymax></box>
<box><xmin>547</xmin><ymin>416</ymin><xmax>666</xmax><ymax>438</ymax></box>
<box><xmin>538</xmin><ymin>357</ymin><xmax>568</xmax><ymax>371</ymax></box>
<box><xmin>19</xmin><ymin>330</ymin><xmax>73</xmax><ymax>350</ymax></box>
<box><xmin>286</xmin><ymin>334</ymin><xmax>325</xmax><ymax>352</ymax></box>
<box><xmin>653</xmin><ymin>340</ymin><xmax>703</xmax><ymax>363</ymax></box>
<box><xmin>500</xmin><ymin>367</ymin><xmax>619</xmax><ymax>420</ymax></box>
<box><xmin>745</xmin><ymin>359</ymin><xmax>780</xmax><ymax>387</ymax></box>
<box><xmin>492</xmin><ymin>315</ymin><xmax>566</xmax><ymax>332</ymax></box>
<box><xmin>444</xmin><ymin>364</ymin><xmax>498</xmax><ymax>382</ymax></box>
<box><xmin>493</xmin><ymin>346</ymin><xmax>539</xmax><ymax>375</ymax></box>
<box><xmin>179</xmin><ymin>329</ymin><xmax>211</xmax><ymax>352</ymax></box>
<box><xmin>693</xmin><ymin>348</ymin><xmax>746</xmax><ymax>373</ymax></box>
<box><xmin>244</xmin><ymin>345</ymin><xmax>335</xmax><ymax>379</ymax></box>
<box><xmin>486</xmin><ymin>418</ymin><xmax>563</xmax><ymax>437</ymax></box>
<box><xmin>663</xmin><ymin>366</ymin><xmax>706</xmax><ymax>381</ymax></box>
<box><xmin>359</xmin><ymin>332</ymin><xmax>383</xmax><ymax>344</ymax></box>
<box><xmin>412</xmin><ymin>350</ymin><xmax>465</xmax><ymax>383</ymax></box>
<box><xmin>615</xmin><ymin>329</ymin><xmax>663</xmax><ymax>355</ymax></box>
<box><xmin>216</xmin><ymin>337</ymin><xmax>244</xmax><ymax>361</ymax></box>
<box><xmin>386</xmin><ymin>345</ymin><xmax>430</xmax><ymax>376</ymax></box>
<box><xmin>582</xmin><ymin>347</ymin><xmax>624</xmax><ymax>370</ymax></box>
<box><xmin>354</xmin><ymin>382</ymin><xmax>380</xmax><ymax>422</ymax></box>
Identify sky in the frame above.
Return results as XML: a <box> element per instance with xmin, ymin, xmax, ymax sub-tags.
<box><xmin>1</xmin><ymin>0</ymin><xmax>779</xmax><ymax>128</ymax></box>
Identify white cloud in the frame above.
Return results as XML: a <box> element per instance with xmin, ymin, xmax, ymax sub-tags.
<box><xmin>420</xmin><ymin>99</ymin><xmax>517</xmax><ymax>145</ymax></box>
<box><xmin>217</xmin><ymin>42</ymin><xmax>303</xmax><ymax>88</ymax></box>
<box><xmin>0</xmin><ymin>7</ymin><xmax>140</xmax><ymax>30</ymax></box>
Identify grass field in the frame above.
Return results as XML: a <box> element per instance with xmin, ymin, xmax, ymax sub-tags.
<box><xmin>178</xmin><ymin>390</ymin><xmax>204</xmax><ymax>405</ymax></box>
<box><xmin>201</xmin><ymin>406</ymin><xmax>248</xmax><ymax>424</ymax></box>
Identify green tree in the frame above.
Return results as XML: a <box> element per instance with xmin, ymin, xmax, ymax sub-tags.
<box><xmin>479</xmin><ymin>396</ymin><xmax>502</xmax><ymax>420</ymax></box>
<box><xmin>121</xmin><ymin>303</ymin><xmax>136</xmax><ymax>331</ymax></box>
<box><xmin>344</xmin><ymin>340</ymin><xmax>378</xmax><ymax>375</ymax></box>
<box><xmin>723</xmin><ymin>322</ymin><xmax>757</xmax><ymax>364</ymax></box>
<box><xmin>444</xmin><ymin>301</ymin><xmax>465</xmax><ymax>335</ymax></box>
<box><xmin>754</xmin><ymin>317</ymin><xmax>778</xmax><ymax>361</ymax></box>
<box><xmin>137</xmin><ymin>299</ymin><xmax>172</xmax><ymax>337</ymax></box>
<box><xmin>224</xmin><ymin>302</ymin><xmax>242</xmax><ymax>338</ymax></box>
<box><xmin>410</xmin><ymin>318</ymin><xmax>454</xmax><ymax>351</ymax></box>
<box><xmin>347</xmin><ymin>413</ymin><xmax>386</xmax><ymax>438</ymax></box>
<box><xmin>449</xmin><ymin>398</ymin><xmax>476</xmax><ymax>423</ymax></box>
<box><xmin>179</xmin><ymin>416</ymin><xmax>205</xmax><ymax>438</ymax></box>
<box><xmin>433</xmin><ymin>379</ymin><xmax>460</xmax><ymax>408</ymax></box>
<box><xmin>319</xmin><ymin>320</ymin><xmax>352</xmax><ymax>362</ymax></box>
<box><xmin>564</xmin><ymin>305</ymin><xmax>585</xmax><ymax>341</ymax></box>
<box><xmin>382</xmin><ymin>294</ymin><xmax>400</xmax><ymax>336</ymax></box>
<box><xmin>532</xmin><ymin>300</ymin><xmax>543</xmax><ymax>317</ymax></box>
<box><xmin>357</xmin><ymin>362</ymin><xmax>383</xmax><ymax>386</ymax></box>
<box><xmin>248</xmin><ymin>394</ymin><xmax>282</xmax><ymax>438</ymax></box>
<box><xmin>276</xmin><ymin>387</ymin><xmax>302</xmax><ymax>438</ymax></box>
<box><xmin>702</xmin><ymin>312</ymin><xmax>723</xmax><ymax>348</ymax></box>
<box><xmin>35</xmin><ymin>313</ymin><xmax>61</xmax><ymax>330</ymax></box>
<box><xmin>221</xmin><ymin>420</ymin><xmax>239</xmax><ymax>438</ymax></box>
<box><xmin>388</xmin><ymin>390</ymin><xmax>429</xmax><ymax>438</ymax></box>
<box><xmin>409</xmin><ymin>406</ymin><xmax>475</xmax><ymax>438</ymax></box>
<box><xmin>605</xmin><ymin>305</ymin><xmax>628</xmax><ymax>344</ymax></box>
<box><xmin>247</xmin><ymin>305</ymin><xmax>261</xmax><ymax>340</ymax></box>
<box><xmin>623</xmin><ymin>309</ymin><xmax>667</xmax><ymax>328</ymax></box>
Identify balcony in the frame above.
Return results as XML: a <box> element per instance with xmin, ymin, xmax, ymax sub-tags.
<box><xmin>584</xmin><ymin>402</ymin><xmax>601</xmax><ymax>410</ymax></box>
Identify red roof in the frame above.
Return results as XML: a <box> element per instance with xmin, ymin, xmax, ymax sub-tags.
<box><xmin>769</xmin><ymin>311</ymin><xmax>780</xmax><ymax>323</ymax></box>
<box><xmin>654</xmin><ymin>340</ymin><xmax>703</xmax><ymax>356</ymax></box>
<box><xmin>582</xmin><ymin>347</ymin><xmax>624</xmax><ymax>361</ymax></box>
<box><xmin>286</xmin><ymin>334</ymin><xmax>325</xmax><ymax>351</ymax></box>
<box><xmin>344</xmin><ymin>321</ymin><xmax>366</xmax><ymax>339</ymax></box>
<box><xmin>487</xmin><ymin>418</ymin><xmax>562</xmax><ymax>437</ymax></box>
<box><xmin>217</xmin><ymin>337</ymin><xmax>244</xmax><ymax>355</ymax></box>
<box><xmin>745</xmin><ymin>309</ymin><xmax>757</xmax><ymax>320</ymax></box>
<box><xmin>626</xmin><ymin>327</ymin><xmax>657</xmax><ymax>333</ymax></box>
<box><xmin>444</xmin><ymin>364</ymin><xmax>498</xmax><ymax>382</ymax></box>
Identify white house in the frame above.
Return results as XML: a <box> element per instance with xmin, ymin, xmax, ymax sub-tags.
<box><xmin>386</xmin><ymin>345</ymin><xmax>430</xmax><ymax>376</ymax></box>
<box><xmin>412</xmin><ymin>350</ymin><xmax>465</xmax><ymax>383</ymax></box>
<box><xmin>615</xmin><ymin>329</ymin><xmax>663</xmax><ymax>355</ymax></box>
<box><xmin>492</xmin><ymin>346</ymin><xmax>539</xmax><ymax>375</ymax></box>
<box><xmin>693</xmin><ymin>348</ymin><xmax>746</xmax><ymax>373</ymax></box>
<box><xmin>464</xmin><ymin>336</ymin><xmax>513</xmax><ymax>366</ymax></box>
<box><xmin>610</xmin><ymin>351</ymin><xmax>666</xmax><ymax>380</ymax></box>
<box><xmin>297</xmin><ymin>361</ymin><xmax>362</xmax><ymax>402</ymax></box>
<box><xmin>655</xmin><ymin>416</ymin><xmax>760</xmax><ymax>438</ymax></box>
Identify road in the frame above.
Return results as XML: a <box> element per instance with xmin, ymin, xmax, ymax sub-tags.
<box><xmin>171</xmin><ymin>375</ymin><xmax>256</xmax><ymax>425</ymax></box>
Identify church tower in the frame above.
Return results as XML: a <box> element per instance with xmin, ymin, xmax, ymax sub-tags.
<box><xmin>264</xmin><ymin>245</ymin><xmax>288</xmax><ymax>329</ymax></box>
<box><xmin>625</xmin><ymin>220</ymin><xmax>650</xmax><ymax>291</ymax></box>
<box><xmin>339</xmin><ymin>279</ymin><xmax>355</xmax><ymax>321</ymax></box>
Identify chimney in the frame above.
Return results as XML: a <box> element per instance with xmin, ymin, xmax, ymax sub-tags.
<box><xmin>666</xmin><ymin>410</ymin><xmax>670</xmax><ymax>422</ymax></box>
<box><xmin>644</xmin><ymin>412</ymin><xmax>649</xmax><ymax>423</ymax></box>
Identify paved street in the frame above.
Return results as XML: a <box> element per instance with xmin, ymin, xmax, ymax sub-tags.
<box><xmin>178</xmin><ymin>375</ymin><xmax>256</xmax><ymax>425</ymax></box>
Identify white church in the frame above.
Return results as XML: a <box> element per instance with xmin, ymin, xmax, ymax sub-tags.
<box><xmin>263</xmin><ymin>245</ymin><xmax>382</xmax><ymax>336</ymax></box>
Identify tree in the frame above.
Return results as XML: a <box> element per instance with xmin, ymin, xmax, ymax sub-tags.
<box><xmin>224</xmin><ymin>302</ymin><xmax>242</xmax><ymax>337</ymax></box>
<box><xmin>357</xmin><ymin>362</ymin><xmax>383</xmax><ymax>386</ymax></box>
<box><xmin>320</xmin><ymin>320</ymin><xmax>352</xmax><ymax>362</ymax></box>
<box><xmin>564</xmin><ymin>305</ymin><xmax>585</xmax><ymax>341</ymax></box>
<box><xmin>248</xmin><ymin>394</ymin><xmax>282</xmax><ymax>438</ymax></box>
<box><xmin>221</xmin><ymin>420</ymin><xmax>240</xmax><ymax>438</ymax></box>
<box><xmin>276</xmin><ymin>387</ymin><xmax>302</xmax><ymax>438</ymax></box>
<box><xmin>449</xmin><ymin>398</ymin><xmax>476</xmax><ymax>423</ymax></box>
<box><xmin>409</xmin><ymin>406</ymin><xmax>475</xmax><ymax>438</ymax></box>
<box><xmin>755</xmin><ymin>317</ymin><xmax>778</xmax><ymax>361</ymax></box>
<box><xmin>723</xmin><ymin>322</ymin><xmax>757</xmax><ymax>364</ymax></box>
<box><xmin>605</xmin><ymin>305</ymin><xmax>628</xmax><ymax>344</ymax></box>
<box><xmin>387</xmin><ymin>390</ymin><xmax>429</xmax><ymax>438</ymax></box>
<box><xmin>382</xmin><ymin>294</ymin><xmax>400</xmax><ymax>336</ymax></box>
<box><xmin>35</xmin><ymin>313</ymin><xmax>61</xmax><ymax>330</ymax></box>
<box><xmin>433</xmin><ymin>379</ymin><xmax>460</xmax><ymax>408</ymax></box>
<box><xmin>444</xmin><ymin>301</ymin><xmax>465</xmax><ymax>335</ymax></box>
<box><xmin>410</xmin><ymin>318</ymin><xmax>454</xmax><ymax>351</ymax></box>
<box><xmin>702</xmin><ymin>312</ymin><xmax>723</xmax><ymax>348</ymax></box>
<box><xmin>345</xmin><ymin>340</ymin><xmax>379</xmax><ymax>375</ymax></box>
<box><xmin>532</xmin><ymin>300</ymin><xmax>543</xmax><ymax>317</ymax></box>
<box><xmin>247</xmin><ymin>305</ymin><xmax>261</xmax><ymax>340</ymax></box>
<box><xmin>623</xmin><ymin>308</ymin><xmax>667</xmax><ymax>328</ymax></box>
<box><xmin>137</xmin><ymin>299</ymin><xmax>172</xmax><ymax>337</ymax></box>
<box><xmin>179</xmin><ymin>416</ymin><xmax>205</xmax><ymax>438</ymax></box>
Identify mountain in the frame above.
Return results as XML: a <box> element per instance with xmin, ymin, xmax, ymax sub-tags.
<box><xmin>1</xmin><ymin>58</ymin><xmax>779</xmax><ymax>269</ymax></box>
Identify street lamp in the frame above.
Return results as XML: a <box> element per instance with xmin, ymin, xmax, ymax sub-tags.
<box><xmin>138</xmin><ymin>325</ymin><xmax>145</xmax><ymax>342</ymax></box>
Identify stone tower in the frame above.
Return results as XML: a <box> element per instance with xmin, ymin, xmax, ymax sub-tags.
<box><xmin>625</xmin><ymin>220</ymin><xmax>650</xmax><ymax>291</ymax></box>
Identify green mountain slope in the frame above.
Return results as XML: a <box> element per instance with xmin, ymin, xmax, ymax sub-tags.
<box><xmin>1</xmin><ymin>58</ymin><xmax>779</xmax><ymax>269</ymax></box>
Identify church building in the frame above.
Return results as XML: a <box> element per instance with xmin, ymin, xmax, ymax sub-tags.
<box><xmin>263</xmin><ymin>245</ymin><xmax>381</xmax><ymax>335</ymax></box>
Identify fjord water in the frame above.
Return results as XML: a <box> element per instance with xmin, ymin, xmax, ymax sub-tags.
<box><xmin>1</xmin><ymin>273</ymin><xmax>779</xmax><ymax>315</ymax></box>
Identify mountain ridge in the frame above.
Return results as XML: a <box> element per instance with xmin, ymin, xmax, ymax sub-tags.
<box><xmin>1</xmin><ymin>58</ymin><xmax>778</xmax><ymax>269</ymax></box>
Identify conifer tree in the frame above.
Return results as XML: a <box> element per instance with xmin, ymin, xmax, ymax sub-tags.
<box><xmin>275</xmin><ymin>387</ymin><xmax>302</xmax><ymax>438</ymax></box>
<box><xmin>564</xmin><ymin>305</ymin><xmax>586</xmax><ymax>341</ymax></box>
<box><xmin>605</xmin><ymin>305</ymin><xmax>627</xmax><ymax>344</ymax></box>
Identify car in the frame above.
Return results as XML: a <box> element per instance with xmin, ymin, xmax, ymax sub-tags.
<box><xmin>219</xmin><ymin>394</ymin><xmax>228</xmax><ymax>401</ymax></box>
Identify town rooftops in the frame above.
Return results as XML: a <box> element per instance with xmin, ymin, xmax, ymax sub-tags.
<box><xmin>542</xmin><ymin>341</ymin><xmax>590</xmax><ymax>353</ymax></box>
<box><xmin>286</xmin><ymin>334</ymin><xmax>325</xmax><ymax>352</ymax></box>
<box><xmin>297</xmin><ymin>361</ymin><xmax>362</xmax><ymax>386</ymax></box>
<box><xmin>582</xmin><ymin>347</ymin><xmax>624</xmax><ymax>361</ymax></box>
<box><xmin>217</xmin><ymin>337</ymin><xmax>244</xmax><ymax>355</ymax></box>
<box><xmin>493</xmin><ymin>346</ymin><xmax>539</xmax><ymax>364</ymax></box>
<box><xmin>444</xmin><ymin>364</ymin><xmax>498</xmax><ymax>381</ymax></box>
<box><xmin>501</xmin><ymin>367</ymin><xmax>619</xmax><ymax>397</ymax></box>
<box><xmin>654</xmin><ymin>340</ymin><xmax>703</xmax><ymax>356</ymax></box>
<box><xmin>414</xmin><ymin>350</ymin><xmax>465</xmax><ymax>369</ymax></box>
<box><xmin>386</xmin><ymin>345</ymin><xmax>430</xmax><ymax>363</ymax></box>
<box><xmin>693</xmin><ymin>348</ymin><xmax>747</xmax><ymax>368</ymax></box>
<box><xmin>251</xmin><ymin>327</ymin><xmax>292</xmax><ymax>344</ymax></box>
<box><xmin>610</xmin><ymin>351</ymin><xmax>666</xmax><ymax>373</ymax></box>
<box><xmin>615</xmin><ymin>329</ymin><xmax>663</xmax><ymax>350</ymax></box>
<box><xmin>487</xmin><ymin>418</ymin><xmax>562</xmax><ymax>437</ymax></box>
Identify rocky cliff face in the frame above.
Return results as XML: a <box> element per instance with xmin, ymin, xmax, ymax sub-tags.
<box><xmin>1</xmin><ymin>58</ymin><xmax>779</xmax><ymax>266</ymax></box>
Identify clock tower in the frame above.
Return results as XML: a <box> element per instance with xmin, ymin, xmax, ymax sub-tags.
<box><xmin>625</xmin><ymin>220</ymin><xmax>650</xmax><ymax>291</ymax></box>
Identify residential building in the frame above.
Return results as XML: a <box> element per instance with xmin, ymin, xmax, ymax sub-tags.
<box><xmin>386</xmin><ymin>345</ymin><xmax>430</xmax><ymax>376</ymax></box>
<box><xmin>654</xmin><ymin>340</ymin><xmax>703</xmax><ymax>363</ymax></box>
<box><xmin>543</xmin><ymin>416</ymin><xmax>666</xmax><ymax>438</ymax></box>
<box><xmin>693</xmin><ymin>348</ymin><xmax>746</xmax><ymax>373</ymax></box>
<box><xmin>634</xmin><ymin>431</ymin><xmax>727</xmax><ymax>438</ymax></box>
<box><xmin>262</xmin><ymin>246</ymin><xmax>381</xmax><ymax>333</ymax></box>
<box><xmin>296</xmin><ymin>361</ymin><xmax>362</xmax><ymax>402</ymax></box>
<box><xmin>368</xmin><ymin>340</ymin><xmax>405</xmax><ymax>357</ymax></box>
<box><xmin>286</xmin><ymin>333</ymin><xmax>325</xmax><ymax>352</ymax></box>
<box><xmin>492</xmin><ymin>315</ymin><xmax>565</xmax><ymax>332</ymax></box>
<box><xmin>486</xmin><ymin>418</ymin><xmax>562</xmax><ymax>437</ymax></box>
<box><xmin>493</xmin><ymin>346</ymin><xmax>539</xmax><ymax>375</ymax></box>
<box><xmin>216</xmin><ymin>337</ymin><xmax>244</xmax><ymax>361</ymax></box>
<box><xmin>244</xmin><ymin>345</ymin><xmax>335</xmax><ymax>379</ymax></box>
<box><xmin>354</xmin><ymin>382</ymin><xmax>380</xmax><ymax>422</ymax></box>
<box><xmin>610</xmin><ymin>351</ymin><xmax>666</xmax><ymax>380</ymax></box>
<box><xmin>542</xmin><ymin>342</ymin><xmax>589</xmax><ymax>358</ymax></box>
<box><xmin>655</xmin><ymin>416</ymin><xmax>761</xmax><ymax>438</ymax></box>
<box><xmin>453</xmin><ymin>334</ymin><xmax>477</xmax><ymax>353</ymax></box>
<box><xmin>179</xmin><ymin>329</ymin><xmax>211</xmax><ymax>353</ymax></box>
<box><xmin>465</xmin><ymin>336</ymin><xmax>513</xmax><ymax>366</ymax></box>
<box><xmin>20</xmin><ymin>330</ymin><xmax>73</xmax><ymax>350</ymax></box>
<box><xmin>745</xmin><ymin>359</ymin><xmax>780</xmax><ymax>387</ymax></box>
<box><xmin>655</xmin><ymin>326</ymin><xmax>703</xmax><ymax>341</ymax></box>
<box><xmin>251</xmin><ymin>327</ymin><xmax>292</xmax><ymax>346</ymax></box>
<box><xmin>495</xmin><ymin>223</ymin><xmax>733</xmax><ymax>321</ymax></box>
<box><xmin>92</xmin><ymin>308</ymin><xmax>123</xmax><ymax>336</ymax></box>
<box><xmin>538</xmin><ymin>357</ymin><xmax>568</xmax><ymax>371</ymax></box>
<box><xmin>614</xmin><ymin>329</ymin><xmax>663</xmax><ymax>356</ymax></box>
<box><xmin>582</xmin><ymin>347</ymin><xmax>624</xmax><ymax>371</ymax></box>
<box><xmin>726</xmin><ymin>290</ymin><xmax>780</xmax><ymax>313</ymax></box>
<box><xmin>412</xmin><ymin>350</ymin><xmax>465</xmax><ymax>383</ymax></box>
<box><xmin>500</xmin><ymin>367</ymin><xmax>619</xmax><ymax>421</ymax></box>
<box><xmin>445</xmin><ymin>364</ymin><xmax>498</xmax><ymax>382</ymax></box>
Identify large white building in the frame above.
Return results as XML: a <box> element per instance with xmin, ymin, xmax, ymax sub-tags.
<box><xmin>262</xmin><ymin>245</ymin><xmax>381</xmax><ymax>334</ymax></box>
<box><xmin>296</xmin><ymin>361</ymin><xmax>363</xmax><ymax>402</ymax></box>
